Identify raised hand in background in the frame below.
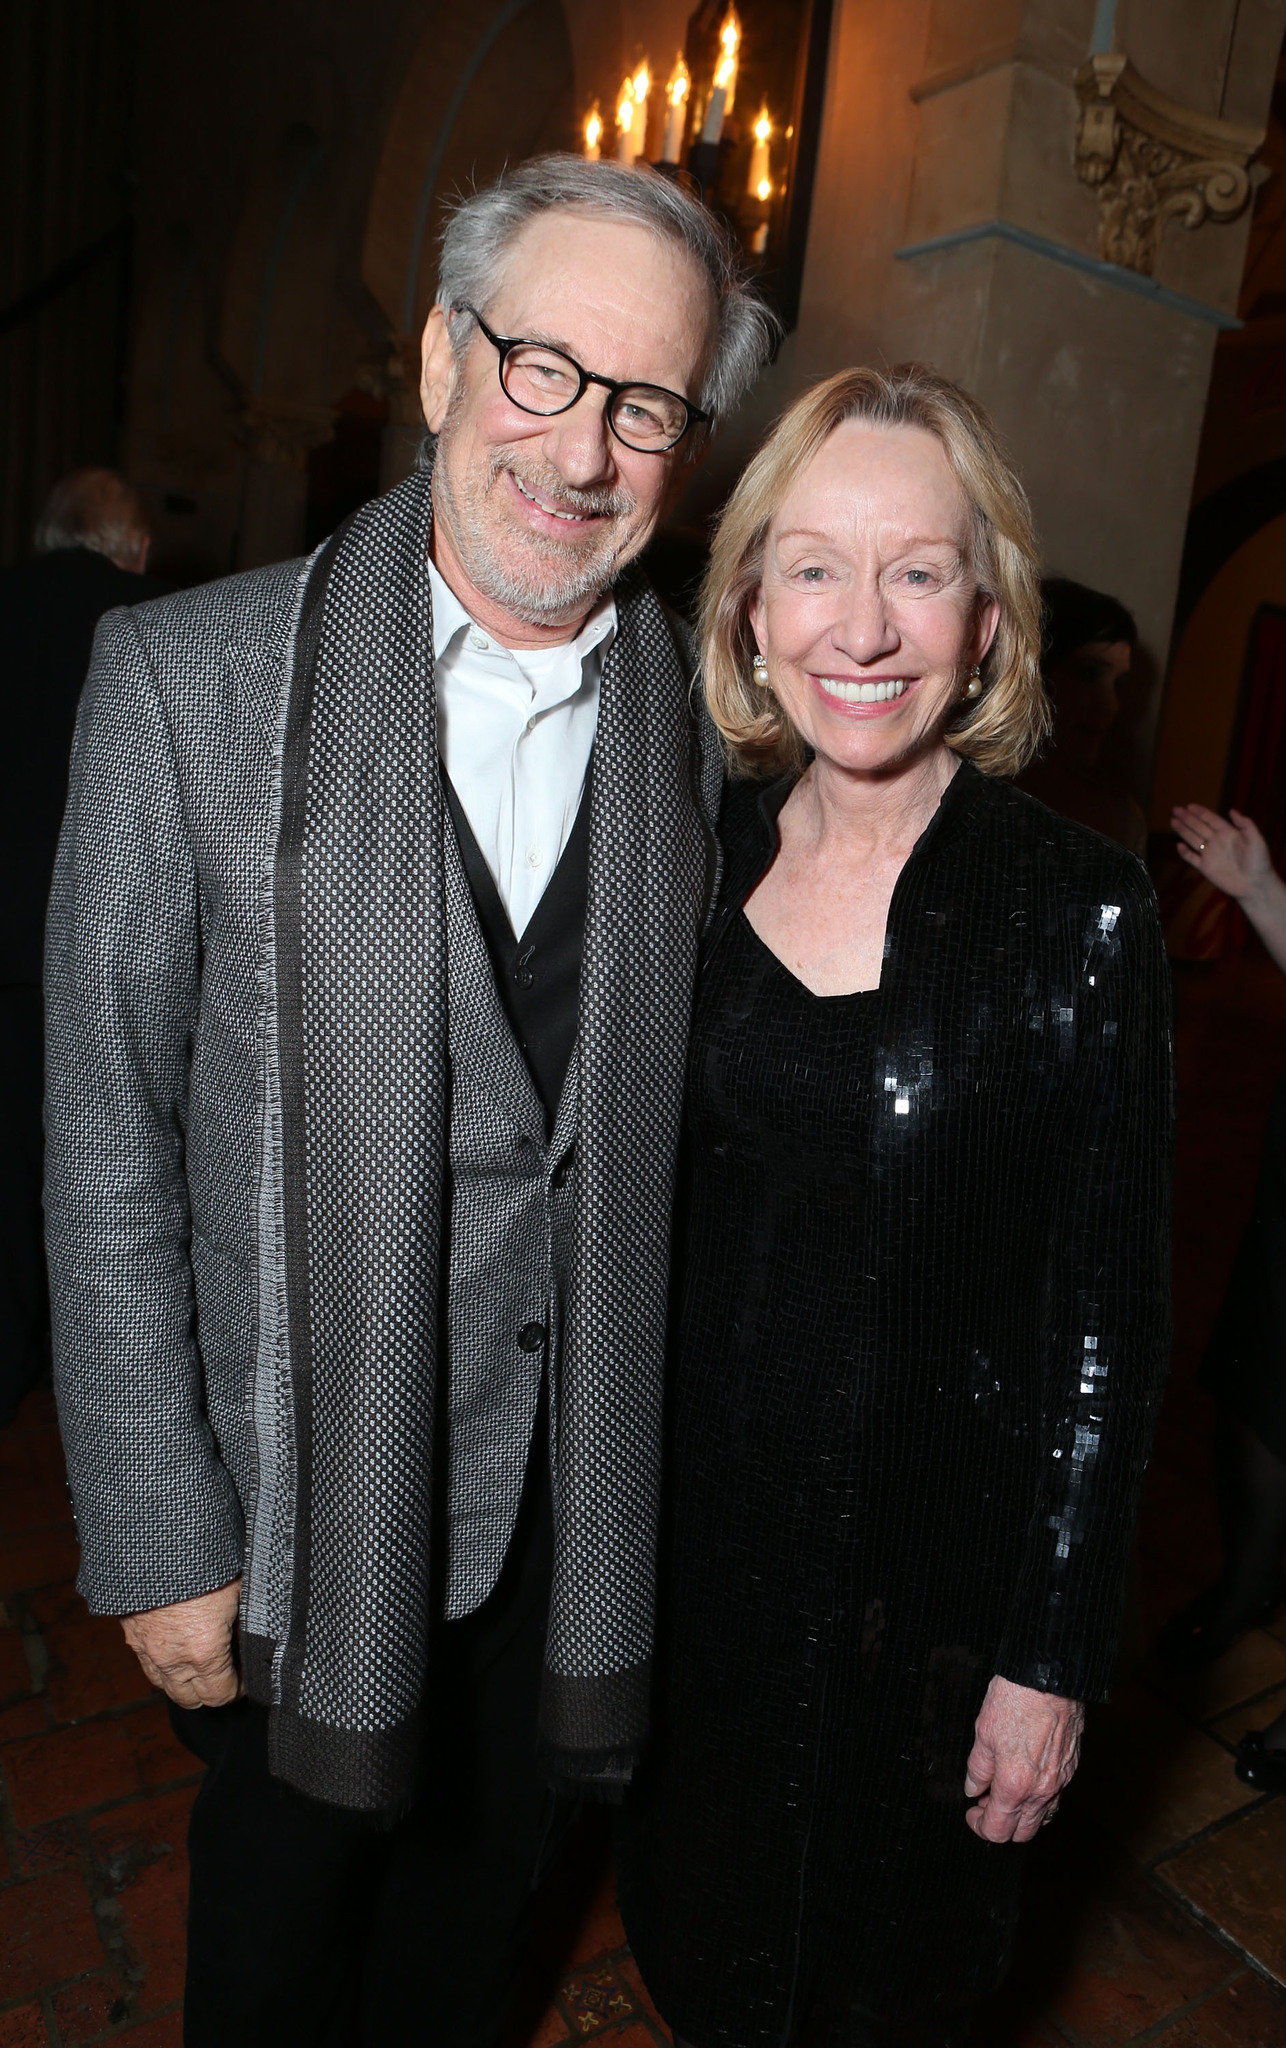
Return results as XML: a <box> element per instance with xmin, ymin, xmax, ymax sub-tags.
<box><xmin>1171</xmin><ymin>804</ymin><xmax>1286</xmax><ymax>975</ymax></box>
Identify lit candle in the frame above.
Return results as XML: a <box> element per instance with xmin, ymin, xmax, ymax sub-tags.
<box><xmin>629</xmin><ymin>62</ymin><xmax>651</xmax><ymax>163</ymax></box>
<box><xmin>662</xmin><ymin>54</ymin><xmax>690</xmax><ymax>163</ymax></box>
<box><xmin>747</xmin><ymin>104</ymin><xmax>771</xmax><ymax>197</ymax></box>
<box><xmin>584</xmin><ymin>102</ymin><xmax>602</xmax><ymax>160</ymax></box>
<box><xmin>701</xmin><ymin>8</ymin><xmax>740</xmax><ymax>144</ymax></box>
<box><xmin>615</xmin><ymin>76</ymin><xmax>635</xmax><ymax>161</ymax></box>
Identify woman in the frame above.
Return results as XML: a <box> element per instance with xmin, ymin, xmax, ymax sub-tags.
<box><xmin>617</xmin><ymin>367</ymin><xmax>1174</xmax><ymax>2048</ymax></box>
<box><xmin>1160</xmin><ymin>804</ymin><xmax>1286</xmax><ymax>1710</ymax></box>
<box><xmin>1015</xmin><ymin>577</ymin><xmax>1145</xmax><ymax>855</ymax></box>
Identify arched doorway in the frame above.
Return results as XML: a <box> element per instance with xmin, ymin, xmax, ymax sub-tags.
<box><xmin>359</xmin><ymin>0</ymin><xmax>576</xmax><ymax>487</ymax></box>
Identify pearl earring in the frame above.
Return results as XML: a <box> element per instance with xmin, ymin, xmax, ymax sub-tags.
<box><xmin>752</xmin><ymin>653</ymin><xmax>770</xmax><ymax>688</ymax></box>
<box><xmin>964</xmin><ymin>666</ymin><xmax>983</xmax><ymax>699</ymax></box>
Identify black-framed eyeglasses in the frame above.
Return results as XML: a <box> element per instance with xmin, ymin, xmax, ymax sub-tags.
<box><xmin>455</xmin><ymin>303</ymin><xmax>711</xmax><ymax>454</ymax></box>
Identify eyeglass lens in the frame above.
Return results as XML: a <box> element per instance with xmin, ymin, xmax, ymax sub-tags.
<box><xmin>500</xmin><ymin>344</ymin><xmax>690</xmax><ymax>450</ymax></box>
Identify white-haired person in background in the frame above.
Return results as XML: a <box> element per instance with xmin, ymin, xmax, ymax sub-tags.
<box><xmin>45</xmin><ymin>160</ymin><xmax>775</xmax><ymax>2046</ymax></box>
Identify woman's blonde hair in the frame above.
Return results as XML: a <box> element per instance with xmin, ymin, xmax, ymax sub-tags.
<box><xmin>699</xmin><ymin>364</ymin><xmax>1048</xmax><ymax>778</ymax></box>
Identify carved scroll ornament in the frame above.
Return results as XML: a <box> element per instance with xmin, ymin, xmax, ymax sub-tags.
<box><xmin>1074</xmin><ymin>53</ymin><xmax>1263</xmax><ymax>276</ymax></box>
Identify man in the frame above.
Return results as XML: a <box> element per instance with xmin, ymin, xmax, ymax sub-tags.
<box><xmin>46</xmin><ymin>159</ymin><xmax>774</xmax><ymax>2044</ymax></box>
<box><xmin>1</xmin><ymin>469</ymin><xmax>158</xmax><ymax>1424</ymax></box>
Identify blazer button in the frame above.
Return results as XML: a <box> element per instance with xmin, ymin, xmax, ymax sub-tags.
<box><xmin>517</xmin><ymin>1321</ymin><xmax>548</xmax><ymax>1353</ymax></box>
<box><xmin>552</xmin><ymin>1151</ymin><xmax>574</xmax><ymax>1189</ymax></box>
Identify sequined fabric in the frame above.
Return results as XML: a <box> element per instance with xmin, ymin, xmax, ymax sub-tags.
<box><xmin>618</xmin><ymin>764</ymin><xmax>1174</xmax><ymax>2047</ymax></box>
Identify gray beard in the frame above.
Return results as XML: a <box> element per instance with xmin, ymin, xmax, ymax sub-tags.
<box><xmin>432</xmin><ymin>411</ymin><xmax>640</xmax><ymax>625</ymax></box>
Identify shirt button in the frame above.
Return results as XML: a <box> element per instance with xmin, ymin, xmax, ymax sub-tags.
<box><xmin>517</xmin><ymin>1321</ymin><xmax>547</xmax><ymax>1353</ymax></box>
<box><xmin>467</xmin><ymin>626</ymin><xmax>489</xmax><ymax>651</ymax></box>
<box><xmin>525</xmin><ymin>847</ymin><xmax>541</xmax><ymax>868</ymax></box>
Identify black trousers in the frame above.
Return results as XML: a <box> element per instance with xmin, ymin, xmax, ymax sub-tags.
<box><xmin>0</xmin><ymin>985</ymin><xmax>49</xmax><ymax>1426</ymax></box>
<box><xmin>171</xmin><ymin>1443</ymin><xmax>567</xmax><ymax>2047</ymax></box>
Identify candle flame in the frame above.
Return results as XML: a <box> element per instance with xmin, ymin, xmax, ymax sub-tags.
<box><xmin>616</xmin><ymin>78</ymin><xmax>634</xmax><ymax>131</ymax></box>
<box><xmin>584</xmin><ymin>104</ymin><xmax>602</xmax><ymax>152</ymax></box>
<box><xmin>667</xmin><ymin>53</ymin><xmax>690</xmax><ymax>107</ymax></box>
<box><xmin>631</xmin><ymin>63</ymin><xmax>650</xmax><ymax>103</ymax></box>
<box><xmin>756</xmin><ymin>177</ymin><xmax>772</xmax><ymax>202</ymax></box>
<box><xmin>714</xmin><ymin>8</ymin><xmax>740</xmax><ymax>93</ymax></box>
<box><xmin>754</xmin><ymin>107</ymin><xmax>771</xmax><ymax>143</ymax></box>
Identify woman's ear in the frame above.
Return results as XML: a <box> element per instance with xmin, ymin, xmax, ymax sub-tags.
<box><xmin>749</xmin><ymin>586</ymin><xmax>768</xmax><ymax>657</ymax></box>
<box><xmin>971</xmin><ymin>593</ymin><xmax>1002</xmax><ymax>668</ymax></box>
<box><xmin>420</xmin><ymin>305</ymin><xmax>457</xmax><ymax>434</ymax></box>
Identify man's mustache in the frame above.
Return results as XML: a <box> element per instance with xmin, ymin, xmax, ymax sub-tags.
<box><xmin>486</xmin><ymin>448</ymin><xmax>635</xmax><ymax>521</ymax></box>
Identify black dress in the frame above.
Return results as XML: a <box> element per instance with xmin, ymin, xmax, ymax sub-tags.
<box><xmin>618</xmin><ymin>765</ymin><xmax>1175</xmax><ymax>2048</ymax></box>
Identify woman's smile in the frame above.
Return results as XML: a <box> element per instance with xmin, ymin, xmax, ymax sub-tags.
<box><xmin>812</xmin><ymin>673</ymin><xmax>914</xmax><ymax>711</ymax></box>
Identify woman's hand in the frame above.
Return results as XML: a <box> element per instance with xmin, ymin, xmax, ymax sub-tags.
<box><xmin>1171</xmin><ymin>802</ymin><xmax>1286</xmax><ymax>974</ymax></box>
<box><xmin>964</xmin><ymin>1675</ymin><xmax>1084</xmax><ymax>1844</ymax></box>
<box><xmin>1171</xmin><ymin>803</ymin><xmax>1271</xmax><ymax>900</ymax></box>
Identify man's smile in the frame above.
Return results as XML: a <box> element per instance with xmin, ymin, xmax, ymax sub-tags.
<box><xmin>508</xmin><ymin>471</ymin><xmax>598</xmax><ymax>524</ymax></box>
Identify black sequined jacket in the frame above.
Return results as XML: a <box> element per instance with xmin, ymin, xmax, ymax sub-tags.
<box><xmin>708</xmin><ymin>759</ymin><xmax>1175</xmax><ymax>1701</ymax></box>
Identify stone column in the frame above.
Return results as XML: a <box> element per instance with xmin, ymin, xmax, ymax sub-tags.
<box><xmin>378</xmin><ymin>336</ymin><xmax>426</xmax><ymax>493</ymax></box>
<box><xmin>236</xmin><ymin>404</ymin><xmax>334</xmax><ymax>570</ymax></box>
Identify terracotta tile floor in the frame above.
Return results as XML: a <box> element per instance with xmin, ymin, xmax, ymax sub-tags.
<box><xmin>4</xmin><ymin>952</ymin><xmax>1286</xmax><ymax>2045</ymax></box>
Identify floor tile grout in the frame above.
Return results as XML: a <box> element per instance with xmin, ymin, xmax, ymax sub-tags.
<box><xmin>1148</xmin><ymin>1865</ymin><xmax>1286</xmax><ymax>1995</ymax></box>
<box><xmin>1122</xmin><ymin>1966</ymin><xmax>1249</xmax><ymax>2043</ymax></box>
<box><xmin>1146</xmin><ymin>1788</ymin><xmax>1275</xmax><ymax>1869</ymax></box>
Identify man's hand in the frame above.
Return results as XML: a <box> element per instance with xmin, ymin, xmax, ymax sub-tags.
<box><xmin>121</xmin><ymin>1578</ymin><xmax>243</xmax><ymax>1709</ymax></box>
<box><xmin>964</xmin><ymin>1674</ymin><xmax>1084</xmax><ymax>1844</ymax></box>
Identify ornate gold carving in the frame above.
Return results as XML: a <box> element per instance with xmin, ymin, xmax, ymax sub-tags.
<box><xmin>1074</xmin><ymin>53</ymin><xmax>1263</xmax><ymax>276</ymax></box>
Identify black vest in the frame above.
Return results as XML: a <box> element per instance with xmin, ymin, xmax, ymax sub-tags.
<box><xmin>442</xmin><ymin>767</ymin><xmax>590</xmax><ymax>1135</ymax></box>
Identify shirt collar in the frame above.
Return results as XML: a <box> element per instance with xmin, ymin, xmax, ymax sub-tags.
<box><xmin>426</xmin><ymin>553</ymin><xmax>617</xmax><ymax>669</ymax></box>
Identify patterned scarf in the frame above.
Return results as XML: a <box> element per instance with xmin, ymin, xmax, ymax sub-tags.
<box><xmin>240</xmin><ymin>467</ymin><xmax>720</xmax><ymax>1814</ymax></box>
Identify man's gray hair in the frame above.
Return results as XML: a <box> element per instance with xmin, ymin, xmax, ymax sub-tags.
<box><xmin>435</xmin><ymin>154</ymin><xmax>780</xmax><ymax>423</ymax></box>
<box><xmin>34</xmin><ymin>467</ymin><xmax>151</xmax><ymax>565</ymax></box>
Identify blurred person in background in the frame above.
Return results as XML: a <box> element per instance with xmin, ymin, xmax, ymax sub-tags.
<box><xmin>1016</xmin><ymin>577</ymin><xmax>1145</xmax><ymax>855</ymax></box>
<box><xmin>1160</xmin><ymin>807</ymin><xmax>1286</xmax><ymax>1774</ymax></box>
<box><xmin>0</xmin><ymin>468</ymin><xmax>159</xmax><ymax>1425</ymax></box>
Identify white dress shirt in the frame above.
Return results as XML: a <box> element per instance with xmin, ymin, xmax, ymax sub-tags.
<box><xmin>428</xmin><ymin>556</ymin><xmax>615</xmax><ymax>938</ymax></box>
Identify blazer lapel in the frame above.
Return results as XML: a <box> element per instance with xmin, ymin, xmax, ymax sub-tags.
<box><xmin>228</xmin><ymin>638</ymin><xmax>280</xmax><ymax>749</ymax></box>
